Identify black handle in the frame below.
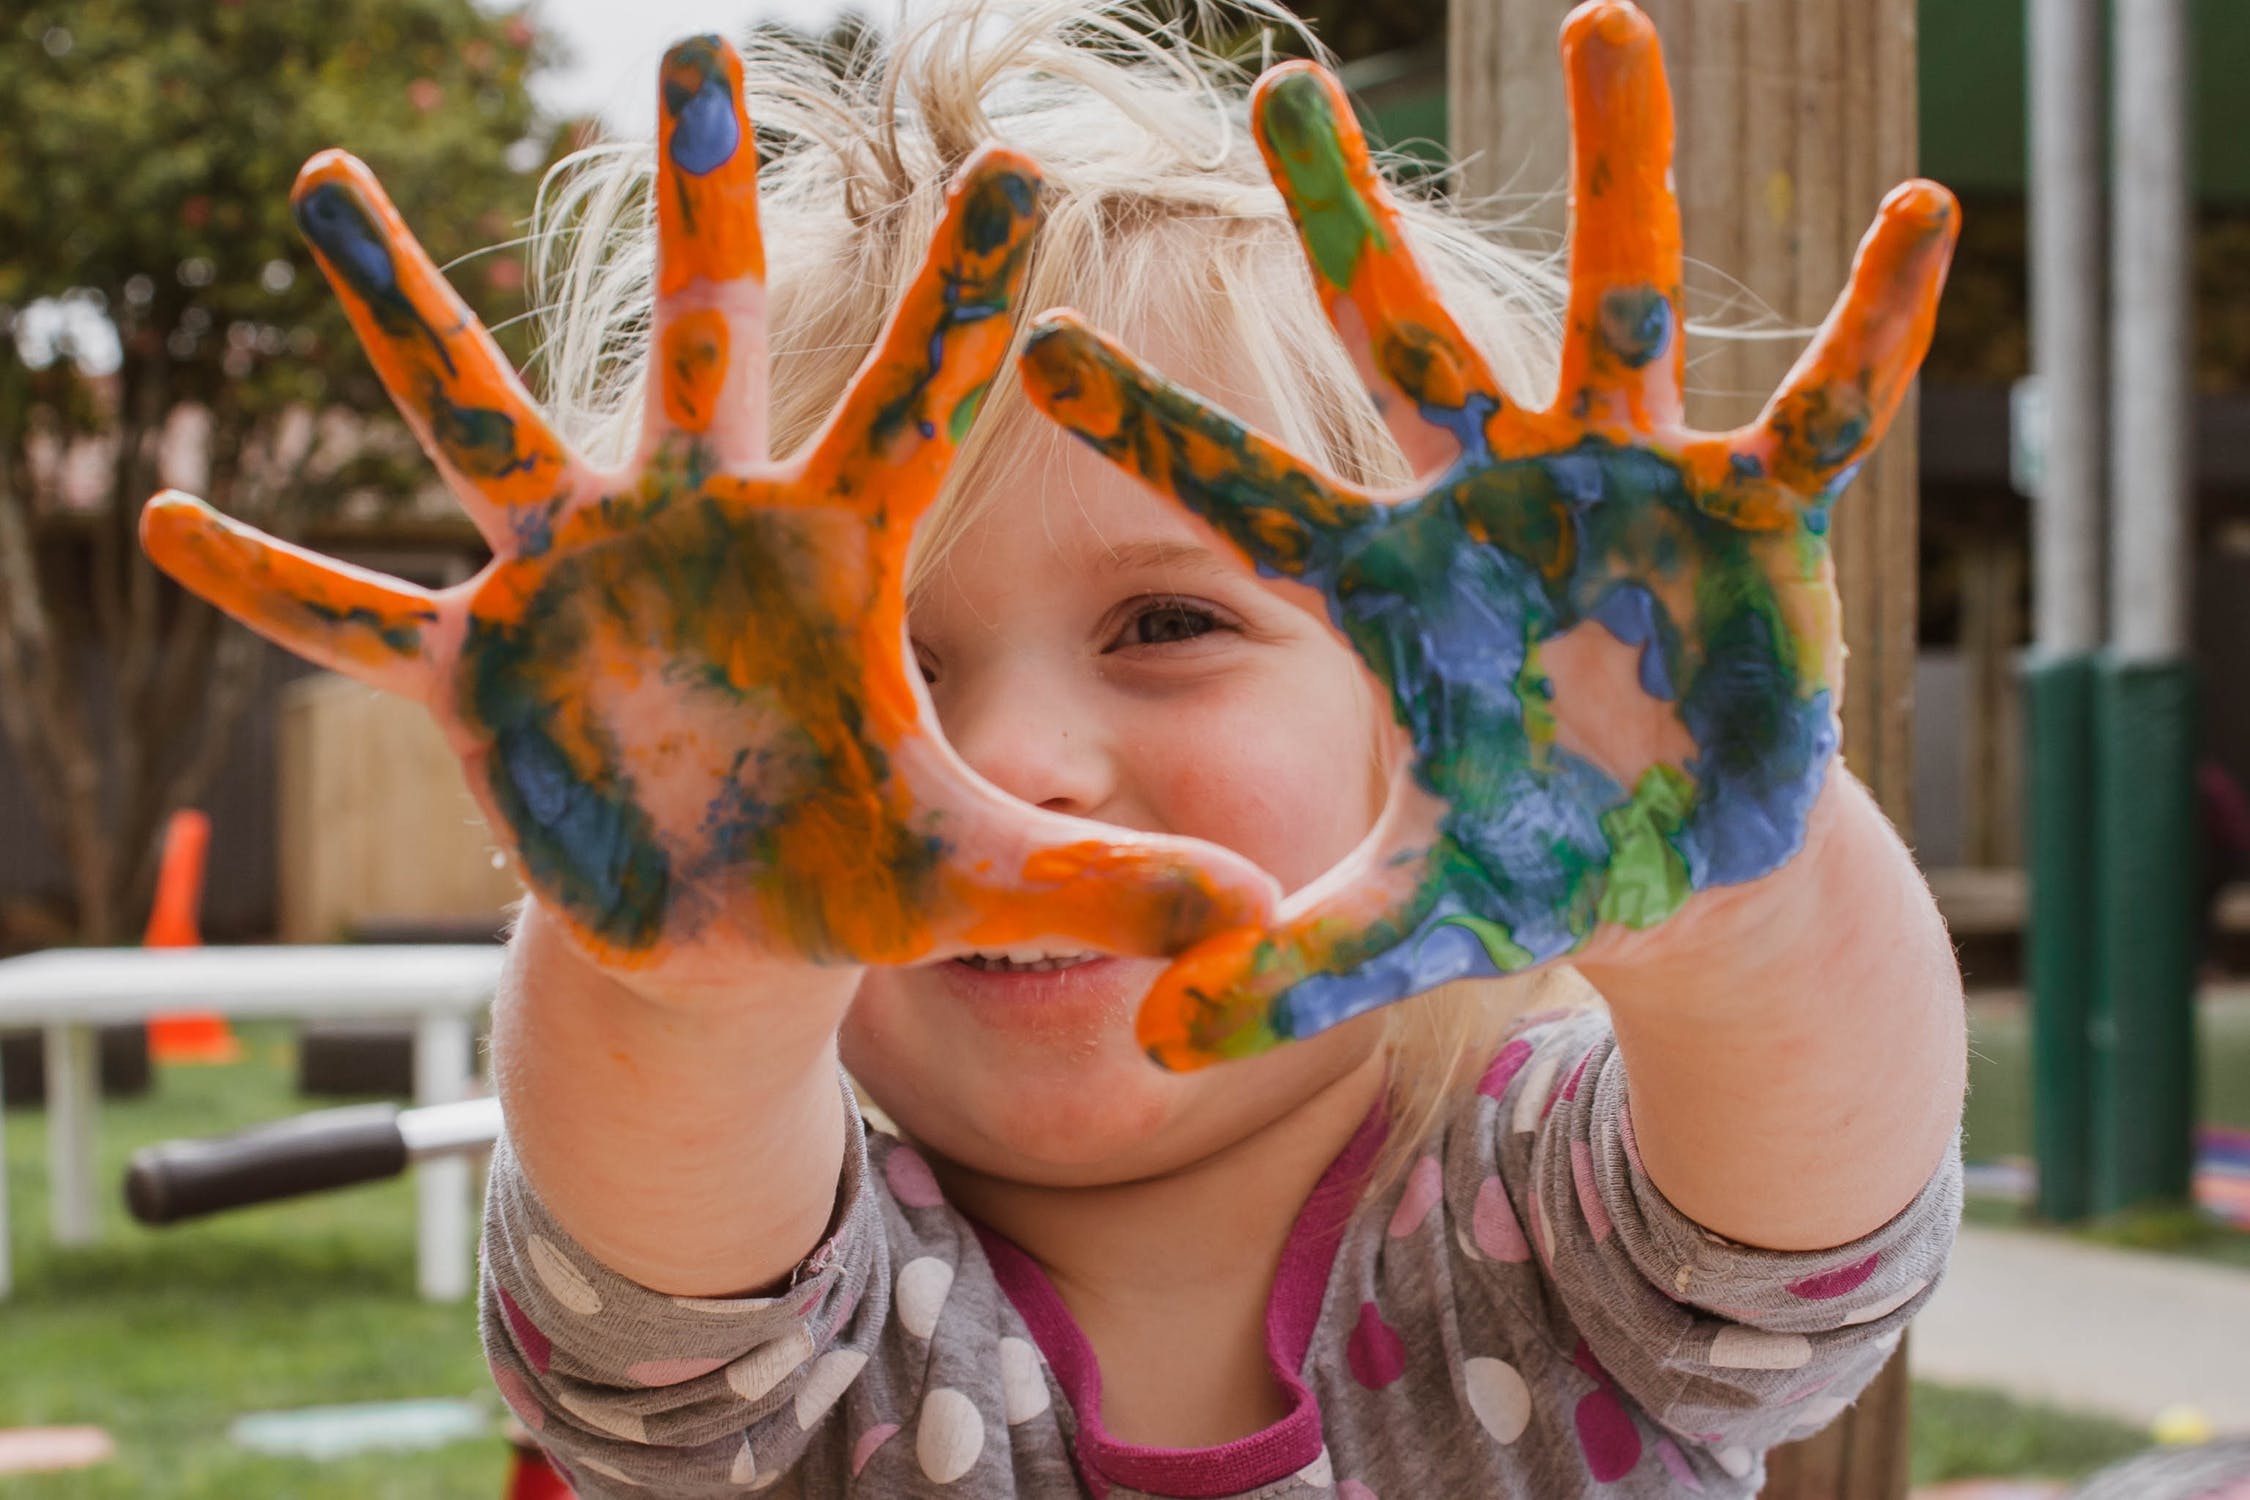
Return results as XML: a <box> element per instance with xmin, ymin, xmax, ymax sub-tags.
<box><xmin>124</xmin><ymin>1103</ymin><xmax>409</xmax><ymax>1224</ymax></box>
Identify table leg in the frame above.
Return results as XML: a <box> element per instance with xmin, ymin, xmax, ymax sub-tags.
<box><xmin>45</xmin><ymin>1025</ymin><xmax>99</xmax><ymax>1247</ymax></box>
<box><xmin>414</xmin><ymin>1012</ymin><xmax>475</xmax><ymax>1302</ymax></box>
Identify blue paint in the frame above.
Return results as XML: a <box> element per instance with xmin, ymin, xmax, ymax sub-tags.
<box><xmin>663</xmin><ymin>38</ymin><xmax>740</xmax><ymax>176</ymax></box>
<box><xmin>1597</xmin><ymin>285</ymin><xmax>1674</xmax><ymax>369</ymax></box>
<box><xmin>1587</xmin><ymin>583</ymin><xmax>1675</xmax><ymax>699</ymax></box>
<box><xmin>294</xmin><ymin>182</ymin><xmax>455</xmax><ymax>376</ymax></box>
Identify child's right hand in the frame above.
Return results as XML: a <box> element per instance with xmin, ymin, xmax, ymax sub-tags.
<box><xmin>140</xmin><ymin>37</ymin><xmax>1275</xmax><ymax>999</ymax></box>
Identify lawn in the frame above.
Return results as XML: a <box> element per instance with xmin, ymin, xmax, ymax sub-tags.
<box><xmin>0</xmin><ymin>1019</ymin><xmax>2198</xmax><ymax>1496</ymax></box>
<box><xmin>1</xmin><ymin>1024</ymin><xmax>505</xmax><ymax>1498</ymax></box>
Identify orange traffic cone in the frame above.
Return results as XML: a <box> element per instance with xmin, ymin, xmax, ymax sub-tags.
<box><xmin>145</xmin><ymin>809</ymin><xmax>240</xmax><ymax>1064</ymax></box>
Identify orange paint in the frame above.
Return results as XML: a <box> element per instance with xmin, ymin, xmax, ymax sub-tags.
<box><xmin>660</xmin><ymin>309</ymin><xmax>730</xmax><ymax>433</ymax></box>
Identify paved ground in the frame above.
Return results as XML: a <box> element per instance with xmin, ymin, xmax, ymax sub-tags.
<box><xmin>1910</xmin><ymin>1223</ymin><xmax>2250</xmax><ymax>1433</ymax></box>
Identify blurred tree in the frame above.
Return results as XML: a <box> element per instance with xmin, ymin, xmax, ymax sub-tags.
<box><xmin>0</xmin><ymin>0</ymin><xmax>555</xmax><ymax>941</ymax></box>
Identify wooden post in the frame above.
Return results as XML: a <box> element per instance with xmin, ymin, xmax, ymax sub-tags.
<box><xmin>1451</xmin><ymin>1</ymin><xmax>1924</xmax><ymax>1496</ymax></box>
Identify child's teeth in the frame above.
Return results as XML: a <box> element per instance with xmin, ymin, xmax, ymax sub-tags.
<box><xmin>959</xmin><ymin>951</ymin><xmax>1095</xmax><ymax>973</ymax></box>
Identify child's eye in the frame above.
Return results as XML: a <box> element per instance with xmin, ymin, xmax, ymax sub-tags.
<box><xmin>1115</xmin><ymin>597</ymin><xmax>1227</xmax><ymax>648</ymax></box>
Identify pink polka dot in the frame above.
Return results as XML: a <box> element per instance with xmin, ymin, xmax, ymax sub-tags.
<box><xmin>884</xmin><ymin>1145</ymin><xmax>945</xmax><ymax>1208</ymax></box>
<box><xmin>1575</xmin><ymin>1385</ymin><xmax>1643</xmax><ymax>1480</ymax></box>
<box><xmin>1787</xmin><ymin>1253</ymin><xmax>1880</xmax><ymax>1300</ymax></box>
<box><xmin>625</xmin><ymin>1356</ymin><xmax>726</xmax><ymax>1386</ymax></box>
<box><xmin>498</xmin><ymin>1287</ymin><xmax>551</xmax><ymax>1373</ymax></box>
<box><xmin>1654</xmin><ymin>1437</ymin><xmax>1706</xmax><ymax>1492</ymax></box>
<box><xmin>1618</xmin><ymin>1097</ymin><xmax>1645</xmax><ymax>1177</ymax></box>
<box><xmin>1472</xmin><ymin>1175</ymin><xmax>1530</xmax><ymax>1262</ymax></box>
<box><xmin>1477</xmin><ymin>1038</ymin><xmax>1534</xmax><ymax>1100</ymax></box>
<box><xmin>1345</xmin><ymin>1301</ymin><xmax>1407</xmax><ymax>1389</ymax></box>
<box><xmin>1777</xmin><ymin>1372</ymin><xmax>1839</xmax><ymax>1405</ymax></box>
<box><xmin>1388</xmin><ymin>1156</ymin><xmax>1444</xmax><ymax>1238</ymax></box>
<box><xmin>1543</xmin><ymin>1050</ymin><xmax>1591</xmax><ymax>1120</ymax></box>
<box><xmin>1338</xmin><ymin>1482</ymin><xmax>1380</xmax><ymax>1500</ymax></box>
<box><xmin>1571</xmin><ymin>1140</ymin><xmax>1612</xmax><ymax>1243</ymax></box>
<box><xmin>852</xmin><ymin>1421</ymin><xmax>900</xmax><ymax>1476</ymax></box>
<box><xmin>827</xmin><ymin>1276</ymin><xmax>866</xmax><ymax>1340</ymax></box>
<box><xmin>491</xmin><ymin>1364</ymin><xmax>545</xmax><ymax>1432</ymax></box>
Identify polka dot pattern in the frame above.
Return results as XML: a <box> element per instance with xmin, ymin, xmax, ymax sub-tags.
<box><xmin>626</xmin><ymin>1355</ymin><xmax>726</xmax><ymax>1387</ymax></box>
<box><xmin>1570</xmin><ymin>1341</ymin><xmax>1642</xmax><ymax>1481</ymax></box>
<box><xmin>1464</xmin><ymin>1356</ymin><xmax>1533</xmax><ymax>1444</ymax></box>
<box><xmin>1570</xmin><ymin>1139</ymin><xmax>1612</xmax><ymax>1243</ymax></box>
<box><xmin>726</xmin><ymin>1325</ymin><xmax>815</xmax><ymax>1404</ymax></box>
<box><xmin>1477</xmin><ymin>1038</ymin><xmax>1533</xmax><ymax>1101</ymax></box>
<box><xmin>1511</xmin><ymin>1056</ymin><xmax>1560</xmax><ymax>1134</ymax></box>
<box><xmin>557</xmin><ymin>1387</ymin><xmax>646</xmax><ymax>1443</ymax></box>
<box><xmin>916</xmin><ymin>1386</ymin><xmax>985</xmax><ymax>1483</ymax></box>
<box><xmin>576</xmin><ymin>1453</ymin><xmax>644</xmax><ymax>1487</ymax></box>
<box><xmin>1708</xmin><ymin>1326</ymin><xmax>1813</xmax><ymax>1371</ymax></box>
<box><xmin>883</xmin><ymin>1146</ymin><xmax>946</xmax><ymax>1209</ymax></box>
<box><xmin>1296</xmin><ymin>1447</ymin><xmax>1335</xmax><ymax>1486</ymax></box>
<box><xmin>1338</xmin><ymin>1482</ymin><xmax>1380</xmax><ymax>1500</ymax></box>
<box><xmin>491</xmin><ymin>1364</ymin><xmax>544</xmax><ymax>1432</ymax></box>
<box><xmin>896</xmin><ymin>1256</ymin><xmax>954</xmax><ymax>1339</ymax></box>
<box><xmin>852</xmin><ymin>1422</ymin><xmax>900</xmax><ymax>1477</ymax></box>
<box><xmin>1840</xmin><ymin>1277</ymin><xmax>1927</xmax><ymax>1326</ymax></box>
<box><xmin>1654</xmin><ymin>1437</ymin><xmax>1706</xmax><ymax>1492</ymax></box>
<box><xmin>999</xmin><ymin>1337</ymin><xmax>1050</xmax><ymax>1425</ymax></box>
<box><xmin>1787</xmin><ymin>1253</ymin><xmax>1880</xmax><ymax>1301</ymax></box>
<box><xmin>1345</xmin><ymin>1301</ymin><xmax>1407</xmax><ymax>1389</ymax></box>
<box><xmin>729</xmin><ymin>1438</ymin><xmax>757</xmax><ymax>1485</ymax></box>
<box><xmin>793</xmin><ymin>1349</ymin><xmax>869</xmax><ymax>1430</ymax></box>
<box><xmin>1387</xmin><ymin>1156</ymin><xmax>1443</xmax><ymax>1238</ymax></box>
<box><xmin>1472</xmin><ymin>1175</ymin><xmax>1530</xmax><ymax>1262</ymax></box>
<box><xmin>526</xmin><ymin>1234</ymin><xmax>602</xmax><ymax>1316</ymax></box>
<box><xmin>498</xmin><ymin>1286</ymin><xmax>552</xmax><ymax>1372</ymax></box>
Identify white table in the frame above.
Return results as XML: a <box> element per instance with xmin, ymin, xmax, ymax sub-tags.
<box><xmin>0</xmin><ymin>945</ymin><xmax>504</xmax><ymax>1302</ymax></box>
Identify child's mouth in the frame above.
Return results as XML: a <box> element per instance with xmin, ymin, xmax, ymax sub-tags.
<box><xmin>953</xmin><ymin>951</ymin><xmax>1100</xmax><ymax>974</ymax></box>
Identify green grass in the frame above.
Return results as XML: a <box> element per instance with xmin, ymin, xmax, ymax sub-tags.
<box><xmin>1960</xmin><ymin>988</ymin><xmax>2250</xmax><ymax>1269</ymax></box>
<box><xmin>1909</xmin><ymin>1381</ymin><xmax>2152</xmax><ymax>1486</ymax></box>
<box><xmin>1</xmin><ymin>1024</ymin><xmax>506</xmax><ymax>1498</ymax></box>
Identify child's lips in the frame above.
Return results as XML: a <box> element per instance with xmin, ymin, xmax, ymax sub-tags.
<box><xmin>930</xmin><ymin>953</ymin><xmax>1162</xmax><ymax>1036</ymax></box>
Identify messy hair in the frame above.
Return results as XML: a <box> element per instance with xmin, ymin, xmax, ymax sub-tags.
<box><xmin>526</xmin><ymin>0</ymin><xmax>1597</xmax><ymax>1195</ymax></box>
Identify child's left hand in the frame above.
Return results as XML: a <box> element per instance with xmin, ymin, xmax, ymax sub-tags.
<box><xmin>1019</xmin><ymin>2</ymin><xmax>1957</xmax><ymax>1069</ymax></box>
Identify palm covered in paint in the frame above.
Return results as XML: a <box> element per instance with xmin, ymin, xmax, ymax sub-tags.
<box><xmin>143</xmin><ymin>37</ymin><xmax>1272</xmax><ymax>986</ymax></box>
<box><xmin>1021</xmin><ymin>1</ymin><xmax>1958</xmax><ymax>1067</ymax></box>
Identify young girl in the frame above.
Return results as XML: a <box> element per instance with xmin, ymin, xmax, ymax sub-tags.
<box><xmin>144</xmin><ymin>0</ymin><xmax>1967</xmax><ymax>1493</ymax></box>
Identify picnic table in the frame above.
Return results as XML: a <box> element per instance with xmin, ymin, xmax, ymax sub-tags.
<box><xmin>0</xmin><ymin>944</ymin><xmax>503</xmax><ymax>1302</ymax></box>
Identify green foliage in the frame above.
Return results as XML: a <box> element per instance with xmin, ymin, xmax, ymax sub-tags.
<box><xmin>0</xmin><ymin>0</ymin><xmax>554</xmax><ymax>443</ymax></box>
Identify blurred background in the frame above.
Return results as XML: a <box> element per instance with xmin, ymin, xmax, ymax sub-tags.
<box><xmin>0</xmin><ymin>0</ymin><xmax>2245</xmax><ymax>1497</ymax></box>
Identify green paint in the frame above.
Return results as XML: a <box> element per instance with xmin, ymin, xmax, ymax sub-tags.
<box><xmin>1440</xmin><ymin>912</ymin><xmax>1536</xmax><ymax>971</ymax></box>
<box><xmin>1595</xmin><ymin>764</ymin><xmax>1694</xmax><ymax>928</ymax></box>
<box><xmin>949</xmin><ymin>380</ymin><xmax>990</xmax><ymax>445</ymax></box>
<box><xmin>1260</xmin><ymin>71</ymin><xmax>1387</xmax><ymax>292</ymax></box>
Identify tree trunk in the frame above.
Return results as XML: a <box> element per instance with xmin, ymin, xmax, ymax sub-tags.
<box><xmin>1448</xmin><ymin>0</ymin><xmax>1926</xmax><ymax>1495</ymax></box>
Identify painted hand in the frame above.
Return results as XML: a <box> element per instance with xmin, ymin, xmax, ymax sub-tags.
<box><xmin>1019</xmin><ymin>1</ymin><xmax>1958</xmax><ymax>1067</ymax></box>
<box><xmin>141</xmin><ymin>37</ymin><xmax>1274</xmax><ymax>987</ymax></box>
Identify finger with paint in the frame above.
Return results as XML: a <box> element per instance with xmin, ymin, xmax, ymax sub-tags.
<box><xmin>144</xmin><ymin>33</ymin><xmax>1277</xmax><ymax>990</ymax></box>
<box><xmin>1020</xmin><ymin>0</ymin><xmax>1958</xmax><ymax>1069</ymax></box>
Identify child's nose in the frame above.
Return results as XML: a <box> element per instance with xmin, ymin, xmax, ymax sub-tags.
<box><xmin>937</xmin><ymin>675</ymin><xmax>1117</xmax><ymax>818</ymax></box>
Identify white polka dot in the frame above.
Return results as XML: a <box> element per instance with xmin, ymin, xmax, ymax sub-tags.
<box><xmin>916</xmin><ymin>1386</ymin><xmax>985</xmax><ymax>1483</ymax></box>
<box><xmin>1511</xmin><ymin>1055</ymin><xmax>1559</xmax><ymax>1134</ymax></box>
<box><xmin>729</xmin><ymin>1439</ymin><xmax>757</xmax><ymax>1485</ymax></box>
<box><xmin>1464</xmin><ymin>1356</ymin><xmax>1532</xmax><ymax>1444</ymax></box>
<box><xmin>576</xmin><ymin>1454</ymin><xmax>643</xmax><ymax>1486</ymax></box>
<box><xmin>999</xmin><ymin>1337</ymin><xmax>1050</xmax><ymax>1425</ymax></box>
<box><xmin>896</xmin><ymin>1256</ymin><xmax>955</xmax><ymax>1339</ymax></box>
<box><xmin>1708</xmin><ymin>1326</ymin><xmax>1813</xmax><ymax>1371</ymax></box>
<box><xmin>1455</xmin><ymin>1224</ymin><xmax>1483</xmax><ymax>1262</ymax></box>
<box><xmin>1716</xmin><ymin>1444</ymin><xmax>1755</xmax><ymax>1478</ymax></box>
<box><xmin>1532</xmin><ymin>1190</ymin><xmax>1555</xmax><ymax>1263</ymax></box>
<box><xmin>1673</xmin><ymin>1265</ymin><xmax>1695</xmax><ymax>1297</ymax></box>
<box><xmin>794</xmin><ymin>1349</ymin><xmax>870</xmax><ymax>1430</ymax></box>
<box><xmin>1296</xmin><ymin>1446</ymin><xmax>1335</xmax><ymax>1486</ymax></box>
<box><xmin>555</xmin><ymin>1388</ymin><xmax>645</xmax><ymax>1443</ymax></box>
<box><xmin>527</xmin><ymin>1234</ymin><xmax>602</xmax><ymax>1316</ymax></box>
<box><xmin>1839</xmin><ymin>1277</ymin><xmax>1926</xmax><ymax>1326</ymax></box>
<box><xmin>727</xmin><ymin>1325</ymin><xmax>816</xmax><ymax>1404</ymax></box>
<box><xmin>749</xmin><ymin>1468</ymin><xmax>785</xmax><ymax>1492</ymax></box>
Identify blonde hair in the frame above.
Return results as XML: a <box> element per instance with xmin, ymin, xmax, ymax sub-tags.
<box><xmin>527</xmin><ymin>0</ymin><xmax>1595</xmax><ymax>1193</ymax></box>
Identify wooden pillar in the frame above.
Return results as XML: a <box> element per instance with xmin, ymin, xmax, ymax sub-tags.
<box><xmin>1451</xmin><ymin>2</ymin><xmax>1925</xmax><ymax>1496</ymax></box>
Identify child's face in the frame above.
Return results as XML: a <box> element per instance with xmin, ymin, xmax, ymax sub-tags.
<box><xmin>841</xmin><ymin>391</ymin><xmax>1395</xmax><ymax>1184</ymax></box>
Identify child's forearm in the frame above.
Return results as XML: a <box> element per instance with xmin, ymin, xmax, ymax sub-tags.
<box><xmin>491</xmin><ymin>897</ymin><xmax>860</xmax><ymax>1297</ymax></box>
<box><xmin>1576</xmin><ymin>769</ymin><xmax>1967</xmax><ymax>1252</ymax></box>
